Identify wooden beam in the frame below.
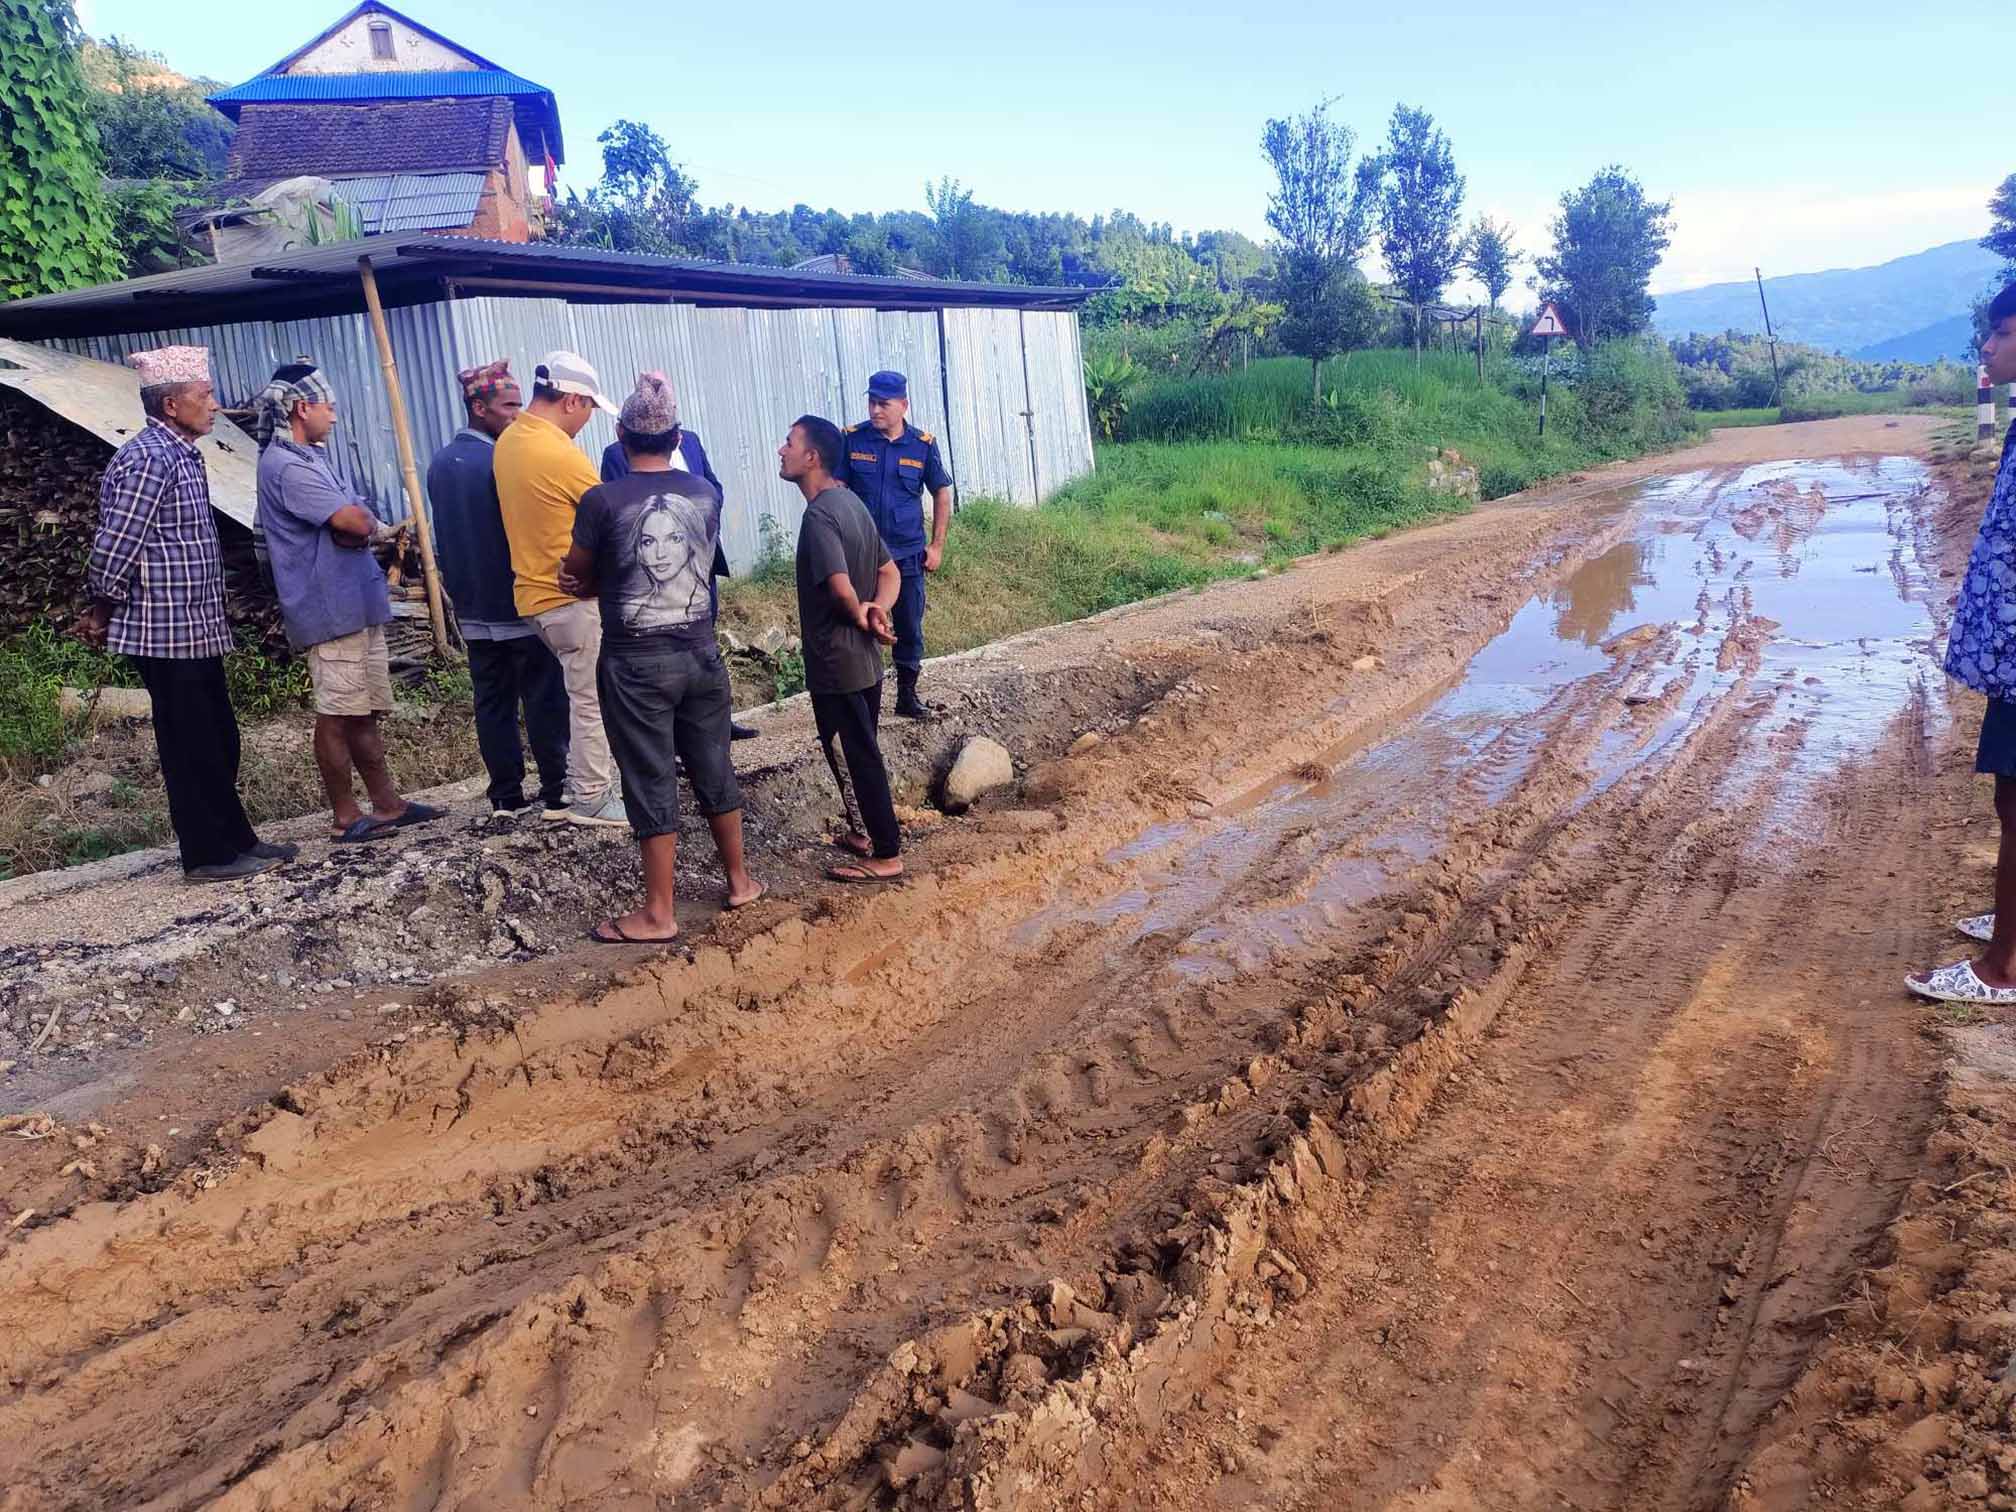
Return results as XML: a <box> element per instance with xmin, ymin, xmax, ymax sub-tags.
<box><xmin>357</xmin><ymin>254</ymin><xmax>450</xmax><ymax>658</ymax></box>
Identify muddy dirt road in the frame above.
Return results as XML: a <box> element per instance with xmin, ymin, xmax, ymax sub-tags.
<box><xmin>0</xmin><ymin>415</ymin><xmax>1995</xmax><ymax>1509</ymax></box>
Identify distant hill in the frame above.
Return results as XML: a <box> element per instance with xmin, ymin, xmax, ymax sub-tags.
<box><xmin>1851</xmin><ymin>313</ymin><xmax>1976</xmax><ymax>363</ymax></box>
<box><xmin>1651</xmin><ymin>240</ymin><xmax>2001</xmax><ymax>355</ymax></box>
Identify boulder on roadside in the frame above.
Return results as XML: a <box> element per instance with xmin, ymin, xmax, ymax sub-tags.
<box><xmin>941</xmin><ymin>736</ymin><xmax>1014</xmax><ymax>813</ymax></box>
<box><xmin>58</xmin><ymin>686</ymin><xmax>152</xmax><ymax>721</ymax></box>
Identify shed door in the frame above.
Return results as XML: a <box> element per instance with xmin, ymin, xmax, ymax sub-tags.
<box><xmin>941</xmin><ymin>308</ymin><xmax>1036</xmax><ymax>506</ymax></box>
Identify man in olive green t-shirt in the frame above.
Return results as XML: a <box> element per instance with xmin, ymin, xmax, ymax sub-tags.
<box><xmin>494</xmin><ymin>350</ymin><xmax>626</xmax><ymax>828</ymax></box>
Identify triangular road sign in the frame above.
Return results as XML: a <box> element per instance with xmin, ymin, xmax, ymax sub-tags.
<box><xmin>1529</xmin><ymin>302</ymin><xmax>1568</xmax><ymax>339</ymax></box>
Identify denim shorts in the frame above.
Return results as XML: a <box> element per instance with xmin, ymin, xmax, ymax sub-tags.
<box><xmin>596</xmin><ymin>640</ymin><xmax>741</xmax><ymax>839</ymax></box>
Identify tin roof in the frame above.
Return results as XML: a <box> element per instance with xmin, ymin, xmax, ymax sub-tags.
<box><xmin>335</xmin><ymin>173</ymin><xmax>490</xmax><ymax>233</ymax></box>
<box><xmin>0</xmin><ymin>235</ymin><xmax>1092</xmax><ymax>340</ymax></box>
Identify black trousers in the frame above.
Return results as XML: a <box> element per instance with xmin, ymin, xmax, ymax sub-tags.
<box><xmin>811</xmin><ymin>681</ymin><xmax>901</xmax><ymax>859</ymax></box>
<box><xmin>130</xmin><ymin>654</ymin><xmax>258</xmax><ymax>872</ymax></box>
<box><xmin>467</xmin><ymin>635</ymin><xmax>570</xmax><ymax>810</ymax></box>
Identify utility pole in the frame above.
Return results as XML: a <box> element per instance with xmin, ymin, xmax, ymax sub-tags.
<box><xmin>1754</xmin><ymin>267</ymin><xmax>1782</xmax><ymax>406</ymax></box>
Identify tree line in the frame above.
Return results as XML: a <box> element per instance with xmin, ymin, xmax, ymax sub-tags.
<box><xmin>2</xmin><ymin>1</ymin><xmax>1678</xmax><ymax>391</ymax></box>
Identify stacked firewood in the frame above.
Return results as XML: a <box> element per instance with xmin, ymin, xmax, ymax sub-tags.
<box><xmin>0</xmin><ymin>386</ymin><xmax>288</xmax><ymax>655</ymax></box>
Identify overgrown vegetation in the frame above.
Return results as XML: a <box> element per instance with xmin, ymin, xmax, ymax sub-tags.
<box><xmin>0</xmin><ymin>0</ymin><xmax>121</xmax><ymax>296</ymax></box>
<box><xmin>1669</xmin><ymin>328</ymin><xmax>1973</xmax><ymax>412</ymax></box>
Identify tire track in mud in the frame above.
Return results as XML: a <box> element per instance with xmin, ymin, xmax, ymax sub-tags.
<box><xmin>1</xmin><ymin>507</ymin><xmax>1645</xmax><ymax>1512</ymax></box>
<box><xmin>0</xmin><ymin>445</ymin><xmax>1954</xmax><ymax>1511</ymax></box>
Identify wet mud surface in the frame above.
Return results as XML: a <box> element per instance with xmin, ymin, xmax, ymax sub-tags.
<box><xmin>0</xmin><ymin>416</ymin><xmax>1994</xmax><ymax>1509</ymax></box>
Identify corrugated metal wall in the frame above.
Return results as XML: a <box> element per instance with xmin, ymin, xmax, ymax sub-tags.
<box><xmin>45</xmin><ymin>294</ymin><xmax>1093</xmax><ymax>572</ymax></box>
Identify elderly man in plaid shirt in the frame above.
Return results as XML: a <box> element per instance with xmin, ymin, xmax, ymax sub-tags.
<box><xmin>72</xmin><ymin>346</ymin><xmax>293</xmax><ymax>883</ymax></box>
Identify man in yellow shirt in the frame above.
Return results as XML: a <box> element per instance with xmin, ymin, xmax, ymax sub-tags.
<box><xmin>495</xmin><ymin>351</ymin><xmax>627</xmax><ymax>826</ymax></box>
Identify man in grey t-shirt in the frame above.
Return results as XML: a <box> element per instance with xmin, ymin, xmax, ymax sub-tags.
<box><xmin>254</xmin><ymin>361</ymin><xmax>442</xmax><ymax>844</ymax></box>
<box><xmin>782</xmin><ymin>415</ymin><xmax>903</xmax><ymax>881</ymax></box>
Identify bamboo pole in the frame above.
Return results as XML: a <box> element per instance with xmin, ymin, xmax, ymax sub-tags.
<box><xmin>356</xmin><ymin>255</ymin><xmax>450</xmax><ymax>657</ymax></box>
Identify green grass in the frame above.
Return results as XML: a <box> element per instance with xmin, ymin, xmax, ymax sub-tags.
<box><xmin>721</xmin><ymin>345</ymin><xmax>1700</xmax><ymax>684</ymax></box>
<box><xmin>1696</xmin><ymin>397</ymin><xmax>1975</xmax><ymax>429</ymax></box>
<box><xmin>1695</xmin><ymin>407</ymin><xmax>1786</xmax><ymax>429</ymax></box>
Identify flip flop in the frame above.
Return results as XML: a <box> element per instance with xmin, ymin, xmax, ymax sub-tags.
<box><xmin>827</xmin><ymin>862</ymin><xmax>902</xmax><ymax>884</ymax></box>
<box><xmin>1906</xmin><ymin>960</ymin><xmax>2016</xmax><ymax>1006</ymax></box>
<box><xmin>830</xmin><ymin>834</ymin><xmax>874</xmax><ymax>858</ymax></box>
<box><xmin>331</xmin><ymin>816</ymin><xmax>397</xmax><ymax>844</ymax></box>
<box><xmin>725</xmin><ymin>881</ymin><xmax>768</xmax><ymax>911</ymax></box>
<box><xmin>1959</xmin><ymin>913</ymin><xmax>1996</xmax><ymax>943</ymax></box>
<box><xmin>389</xmin><ymin>802</ymin><xmax>445</xmax><ymax>830</ymax></box>
<box><xmin>587</xmin><ymin>920</ymin><xmax>680</xmax><ymax>945</ymax></box>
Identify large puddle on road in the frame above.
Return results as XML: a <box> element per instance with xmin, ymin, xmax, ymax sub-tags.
<box><xmin>1017</xmin><ymin>457</ymin><xmax>1941</xmax><ymax>982</ymax></box>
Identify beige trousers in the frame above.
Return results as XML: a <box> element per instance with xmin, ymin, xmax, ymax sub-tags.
<box><xmin>530</xmin><ymin>599</ymin><xmax>615</xmax><ymax>805</ymax></box>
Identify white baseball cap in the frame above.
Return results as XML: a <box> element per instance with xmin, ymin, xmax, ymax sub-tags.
<box><xmin>535</xmin><ymin>350</ymin><xmax>618</xmax><ymax>414</ymax></box>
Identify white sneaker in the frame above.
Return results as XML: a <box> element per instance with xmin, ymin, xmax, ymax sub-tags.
<box><xmin>565</xmin><ymin>791</ymin><xmax>630</xmax><ymax>828</ymax></box>
<box><xmin>541</xmin><ymin>797</ymin><xmax>573</xmax><ymax>822</ymax></box>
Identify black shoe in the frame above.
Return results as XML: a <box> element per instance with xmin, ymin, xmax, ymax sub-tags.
<box><xmin>244</xmin><ymin>839</ymin><xmax>299</xmax><ymax>862</ymax></box>
<box><xmin>188</xmin><ymin>854</ymin><xmax>281</xmax><ymax>884</ymax></box>
<box><xmin>730</xmin><ymin>722</ymin><xmax>759</xmax><ymax>741</ymax></box>
<box><xmin>894</xmin><ymin>671</ymin><xmax>939</xmax><ymax>721</ymax></box>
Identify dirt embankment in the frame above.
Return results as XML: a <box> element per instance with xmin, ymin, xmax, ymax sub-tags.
<box><xmin>0</xmin><ymin>413</ymin><xmax>1994</xmax><ymax>1511</ymax></box>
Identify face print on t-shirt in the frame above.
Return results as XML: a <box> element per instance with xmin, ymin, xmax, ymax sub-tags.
<box><xmin>617</xmin><ymin>490</ymin><xmax>712</xmax><ymax>632</ymax></box>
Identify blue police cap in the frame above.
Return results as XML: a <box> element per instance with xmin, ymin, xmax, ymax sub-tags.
<box><xmin>868</xmin><ymin>370</ymin><xmax>908</xmax><ymax>400</ymax></box>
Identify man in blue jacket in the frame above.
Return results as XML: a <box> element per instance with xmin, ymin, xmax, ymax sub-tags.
<box><xmin>428</xmin><ymin>359</ymin><xmax>570</xmax><ymax>820</ymax></box>
<box><xmin>833</xmin><ymin>371</ymin><xmax>953</xmax><ymax>719</ymax></box>
<box><xmin>599</xmin><ymin>378</ymin><xmax>756</xmax><ymax>740</ymax></box>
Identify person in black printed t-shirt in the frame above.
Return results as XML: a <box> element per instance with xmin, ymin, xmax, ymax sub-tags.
<box><xmin>780</xmin><ymin>414</ymin><xmax>905</xmax><ymax>883</ymax></box>
<box><xmin>559</xmin><ymin>372</ymin><xmax>764</xmax><ymax>944</ymax></box>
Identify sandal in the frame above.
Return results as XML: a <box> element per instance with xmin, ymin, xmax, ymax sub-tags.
<box><xmin>1959</xmin><ymin>913</ymin><xmax>1996</xmax><ymax>943</ymax></box>
<box><xmin>827</xmin><ymin>862</ymin><xmax>901</xmax><ymax>884</ymax></box>
<box><xmin>830</xmin><ymin>834</ymin><xmax>874</xmax><ymax>859</ymax></box>
<box><xmin>1907</xmin><ymin>960</ymin><xmax>2016</xmax><ymax>1006</ymax></box>
<box><xmin>389</xmin><ymin>802</ymin><xmax>445</xmax><ymax>830</ymax></box>
<box><xmin>587</xmin><ymin>920</ymin><xmax>680</xmax><ymax>945</ymax></box>
<box><xmin>725</xmin><ymin>881</ymin><xmax>768</xmax><ymax>911</ymax></box>
<box><xmin>331</xmin><ymin>816</ymin><xmax>397</xmax><ymax>844</ymax></box>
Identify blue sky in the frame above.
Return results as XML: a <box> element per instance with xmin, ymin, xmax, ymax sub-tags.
<box><xmin>74</xmin><ymin>0</ymin><xmax>2004</xmax><ymax>297</ymax></box>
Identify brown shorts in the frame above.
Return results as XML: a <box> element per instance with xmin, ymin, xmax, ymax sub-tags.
<box><xmin>307</xmin><ymin>625</ymin><xmax>394</xmax><ymax>717</ymax></box>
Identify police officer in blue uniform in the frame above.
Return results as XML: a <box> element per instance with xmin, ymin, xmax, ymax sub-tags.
<box><xmin>835</xmin><ymin>371</ymin><xmax>954</xmax><ymax>718</ymax></box>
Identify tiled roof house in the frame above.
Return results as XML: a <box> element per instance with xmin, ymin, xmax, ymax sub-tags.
<box><xmin>205</xmin><ymin>2</ymin><xmax>563</xmax><ymax>241</ymax></box>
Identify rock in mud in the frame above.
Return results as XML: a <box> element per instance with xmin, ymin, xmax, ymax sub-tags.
<box><xmin>941</xmin><ymin>737</ymin><xmax>1015</xmax><ymax>813</ymax></box>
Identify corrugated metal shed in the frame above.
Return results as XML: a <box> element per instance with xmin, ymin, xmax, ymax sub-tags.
<box><xmin>9</xmin><ymin>239</ymin><xmax>1099</xmax><ymax>569</ymax></box>
<box><xmin>0</xmin><ymin>236</ymin><xmax>1091</xmax><ymax>338</ymax></box>
<box><xmin>335</xmin><ymin>173</ymin><xmax>489</xmax><ymax>233</ymax></box>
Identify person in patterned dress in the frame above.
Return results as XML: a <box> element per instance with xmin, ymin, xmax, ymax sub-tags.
<box><xmin>1912</xmin><ymin>283</ymin><xmax>2016</xmax><ymax>1004</ymax></box>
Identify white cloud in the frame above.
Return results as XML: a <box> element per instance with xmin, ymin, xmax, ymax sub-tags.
<box><xmin>1653</xmin><ymin>185</ymin><xmax>1989</xmax><ymax>292</ymax></box>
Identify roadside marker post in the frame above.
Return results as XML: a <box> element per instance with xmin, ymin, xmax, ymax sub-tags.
<box><xmin>1529</xmin><ymin>302</ymin><xmax>1568</xmax><ymax>437</ymax></box>
<box><xmin>1981</xmin><ymin>365</ymin><xmax>1996</xmax><ymax>441</ymax></box>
